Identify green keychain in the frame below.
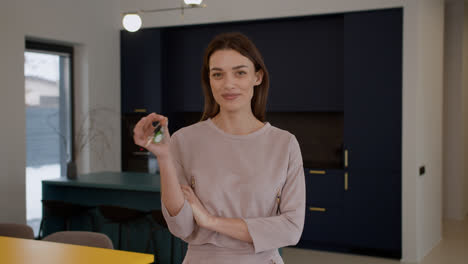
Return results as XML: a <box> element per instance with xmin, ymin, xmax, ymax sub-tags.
<box><xmin>145</xmin><ymin>122</ymin><xmax>164</xmax><ymax>147</ymax></box>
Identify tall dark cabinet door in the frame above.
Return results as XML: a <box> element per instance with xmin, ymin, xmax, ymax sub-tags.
<box><xmin>121</xmin><ymin>29</ymin><xmax>162</xmax><ymax>114</ymax></box>
<box><xmin>343</xmin><ymin>170</ymin><xmax>401</xmax><ymax>257</ymax></box>
<box><xmin>343</xmin><ymin>9</ymin><xmax>402</xmax><ymax>172</ymax></box>
<box><xmin>343</xmin><ymin>9</ymin><xmax>402</xmax><ymax>258</ymax></box>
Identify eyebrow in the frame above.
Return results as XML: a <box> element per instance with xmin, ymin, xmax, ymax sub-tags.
<box><xmin>210</xmin><ymin>65</ymin><xmax>249</xmax><ymax>71</ymax></box>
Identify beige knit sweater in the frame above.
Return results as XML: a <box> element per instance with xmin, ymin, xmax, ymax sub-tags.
<box><xmin>161</xmin><ymin>118</ymin><xmax>305</xmax><ymax>263</ymax></box>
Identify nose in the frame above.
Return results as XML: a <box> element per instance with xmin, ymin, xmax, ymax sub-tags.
<box><xmin>222</xmin><ymin>72</ymin><xmax>236</xmax><ymax>89</ymax></box>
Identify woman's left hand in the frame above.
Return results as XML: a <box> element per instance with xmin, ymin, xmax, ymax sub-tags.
<box><xmin>181</xmin><ymin>185</ymin><xmax>216</xmax><ymax>229</ymax></box>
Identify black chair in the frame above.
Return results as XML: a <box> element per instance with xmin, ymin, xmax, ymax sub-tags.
<box><xmin>146</xmin><ymin>210</ymin><xmax>179</xmax><ymax>264</ymax></box>
<box><xmin>38</xmin><ymin>200</ymin><xmax>96</xmax><ymax>239</ymax></box>
<box><xmin>98</xmin><ymin>205</ymin><xmax>147</xmax><ymax>250</ymax></box>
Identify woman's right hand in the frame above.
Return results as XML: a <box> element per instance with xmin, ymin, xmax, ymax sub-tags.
<box><xmin>133</xmin><ymin>113</ymin><xmax>171</xmax><ymax>159</ymax></box>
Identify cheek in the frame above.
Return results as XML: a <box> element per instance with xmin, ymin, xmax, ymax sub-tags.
<box><xmin>249</xmin><ymin>75</ymin><xmax>260</xmax><ymax>87</ymax></box>
<box><xmin>210</xmin><ymin>81</ymin><xmax>220</xmax><ymax>94</ymax></box>
<box><xmin>248</xmin><ymin>87</ymin><xmax>255</xmax><ymax>100</ymax></box>
<box><xmin>243</xmin><ymin>79</ymin><xmax>256</xmax><ymax>95</ymax></box>
<box><xmin>210</xmin><ymin>81</ymin><xmax>223</xmax><ymax>103</ymax></box>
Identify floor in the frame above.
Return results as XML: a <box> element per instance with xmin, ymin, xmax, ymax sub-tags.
<box><xmin>282</xmin><ymin>217</ymin><xmax>468</xmax><ymax>264</ymax></box>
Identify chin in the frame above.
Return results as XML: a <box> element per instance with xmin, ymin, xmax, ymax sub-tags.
<box><xmin>219</xmin><ymin>103</ymin><xmax>250</xmax><ymax>114</ymax></box>
<box><xmin>219</xmin><ymin>105</ymin><xmax>239</xmax><ymax>112</ymax></box>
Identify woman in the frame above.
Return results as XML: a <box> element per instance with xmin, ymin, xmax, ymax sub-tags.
<box><xmin>133</xmin><ymin>32</ymin><xmax>305</xmax><ymax>263</ymax></box>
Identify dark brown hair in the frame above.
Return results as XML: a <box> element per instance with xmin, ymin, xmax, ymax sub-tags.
<box><xmin>200</xmin><ymin>32</ymin><xmax>270</xmax><ymax>122</ymax></box>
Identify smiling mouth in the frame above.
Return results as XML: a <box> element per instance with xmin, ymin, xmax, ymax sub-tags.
<box><xmin>222</xmin><ymin>94</ymin><xmax>239</xmax><ymax>100</ymax></box>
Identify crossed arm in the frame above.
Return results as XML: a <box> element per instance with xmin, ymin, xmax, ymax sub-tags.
<box><xmin>180</xmin><ymin>185</ymin><xmax>253</xmax><ymax>243</ymax></box>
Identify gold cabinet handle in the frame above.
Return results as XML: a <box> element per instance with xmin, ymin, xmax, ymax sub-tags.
<box><xmin>309</xmin><ymin>207</ymin><xmax>326</xmax><ymax>212</ymax></box>
<box><xmin>134</xmin><ymin>108</ymin><xmax>147</xmax><ymax>113</ymax></box>
<box><xmin>344</xmin><ymin>149</ymin><xmax>349</xmax><ymax>168</ymax></box>
<box><xmin>309</xmin><ymin>170</ymin><xmax>326</xmax><ymax>175</ymax></box>
<box><xmin>345</xmin><ymin>172</ymin><xmax>348</xmax><ymax>191</ymax></box>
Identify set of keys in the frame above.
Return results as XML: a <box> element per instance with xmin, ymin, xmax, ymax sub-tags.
<box><xmin>145</xmin><ymin>122</ymin><xmax>164</xmax><ymax>147</ymax></box>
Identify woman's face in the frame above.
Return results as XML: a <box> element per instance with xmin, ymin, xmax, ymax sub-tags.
<box><xmin>208</xmin><ymin>49</ymin><xmax>263</xmax><ymax>114</ymax></box>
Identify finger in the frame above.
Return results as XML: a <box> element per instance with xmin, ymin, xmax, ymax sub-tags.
<box><xmin>147</xmin><ymin>113</ymin><xmax>167</xmax><ymax>123</ymax></box>
<box><xmin>142</xmin><ymin>117</ymin><xmax>155</xmax><ymax>132</ymax></box>
<box><xmin>181</xmin><ymin>190</ymin><xmax>192</xmax><ymax>202</ymax></box>
<box><xmin>144</xmin><ymin>117</ymin><xmax>162</xmax><ymax>138</ymax></box>
<box><xmin>181</xmin><ymin>185</ymin><xmax>190</xmax><ymax>192</ymax></box>
<box><xmin>134</xmin><ymin>117</ymin><xmax>152</xmax><ymax>139</ymax></box>
<box><xmin>156</xmin><ymin>116</ymin><xmax>166</xmax><ymax>127</ymax></box>
<box><xmin>185</xmin><ymin>185</ymin><xmax>195</xmax><ymax>194</ymax></box>
<box><xmin>181</xmin><ymin>185</ymin><xmax>191</xmax><ymax>191</ymax></box>
<box><xmin>144</xmin><ymin>137</ymin><xmax>153</xmax><ymax>148</ymax></box>
<box><xmin>155</xmin><ymin>117</ymin><xmax>170</xmax><ymax>142</ymax></box>
<box><xmin>133</xmin><ymin>123</ymin><xmax>147</xmax><ymax>145</ymax></box>
<box><xmin>134</xmin><ymin>114</ymin><xmax>157</xmax><ymax>133</ymax></box>
<box><xmin>181</xmin><ymin>187</ymin><xmax>192</xmax><ymax>197</ymax></box>
<box><xmin>133</xmin><ymin>117</ymin><xmax>146</xmax><ymax>136</ymax></box>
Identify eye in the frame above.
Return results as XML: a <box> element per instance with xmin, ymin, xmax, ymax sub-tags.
<box><xmin>236</xmin><ymin>71</ymin><xmax>247</xmax><ymax>76</ymax></box>
<box><xmin>211</xmin><ymin>72</ymin><xmax>222</xmax><ymax>79</ymax></box>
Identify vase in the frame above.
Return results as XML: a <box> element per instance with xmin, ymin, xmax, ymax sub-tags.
<box><xmin>66</xmin><ymin>160</ymin><xmax>77</xmax><ymax>180</ymax></box>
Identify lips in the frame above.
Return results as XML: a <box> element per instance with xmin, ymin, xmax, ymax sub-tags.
<box><xmin>222</xmin><ymin>94</ymin><xmax>240</xmax><ymax>100</ymax></box>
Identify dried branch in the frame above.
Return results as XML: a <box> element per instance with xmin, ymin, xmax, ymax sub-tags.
<box><xmin>46</xmin><ymin>106</ymin><xmax>118</xmax><ymax>163</ymax></box>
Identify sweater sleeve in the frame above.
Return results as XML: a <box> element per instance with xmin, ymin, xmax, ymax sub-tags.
<box><xmin>243</xmin><ymin>134</ymin><xmax>306</xmax><ymax>253</ymax></box>
<box><xmin>161</xmin><ymin>131</ymin><xmax>197</xmax><ymax>240</ymax></box>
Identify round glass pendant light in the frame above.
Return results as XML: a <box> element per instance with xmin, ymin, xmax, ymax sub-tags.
<box><xmin>184</xmin><ymin>0</ymin><xmax>203</xmax><ymax>5</ymax></box>
<box><xmin>122</xmin><ymin>13</ymin><xmax>142</xmax><ymax>32</ymax></box>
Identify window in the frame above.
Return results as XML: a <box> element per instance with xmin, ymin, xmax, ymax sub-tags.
<box><xmin>24</xmin><ymin>40</ymin><xmax>74</xmax><ymax>236</ymax></box>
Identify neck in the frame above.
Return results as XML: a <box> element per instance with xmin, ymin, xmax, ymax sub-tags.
<box><xmin>212</xmin><ymin>110</ymin><xmax>264</xmax><ymax>136</ymax></box>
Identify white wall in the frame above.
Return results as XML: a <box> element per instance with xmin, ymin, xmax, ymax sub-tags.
<box><xmin>0</xmin><ymin>1</ymin><xmax>26</xmax><ymax>224</ymax></box>
<box><xmin>118</xmin><ymin>0</ymin><xmax>445</xmax><ymax>262</ymax></box>
<box><xmin>465</xmin><ymin>2</ymin><xmax>468</xmax><ymax>218</ymax></box>
<box><xmin>402</xmin><ymin>1</ymin><xmax>422</xmax><ymax>261</ymax></box>
<box><xmin>0</xmin><ymin>0</ymin><xmax>121</xmax><ymax>222</ymax></box>
<box><xmin>417</xmin><ymin>0</ymin><xmax>445</xmax><ymax>259</ymax></box>
<box><xmin>443</xmin><ymin>0</ymin><xmax>468</xmax><ymax>221</ymax></box>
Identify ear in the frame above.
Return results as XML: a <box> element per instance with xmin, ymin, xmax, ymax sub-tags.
<box><xmin>254</xmin><ymin>69</ymin><xmax>264</xmax><ymax>86</ymax></box>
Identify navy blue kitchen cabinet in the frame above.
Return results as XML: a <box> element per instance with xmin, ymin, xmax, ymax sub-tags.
<box><xmin>298</xmin><ymin>8</ymin><xmax>402</xmax><ymax>259</ymax></box>
<box><xmin>343</xmin><ymin>9</ymin><xmax>402</xmax><ymax>172</ymax></box>
<box><xmin>251</xmin><ymin>15</ymin><xmax>344</xmax><ymax>112</ymax></box>
<box><xmin>121</xmin><ymin>28</ymin><xmax>162</xmax><ymax>114</ymax></box>
<box><xmin>343</xmin><ymin>170</ymin><xmax>401</xmax><ymax>257</ymax></box>
<box><xmin>302</xmin><ymin>206</ymin><xmax>345</xmax><ymax>246</ymax></box>
<box><xmin>302</xmin><ymin>169</ymin><xmax>347</xmax><ymax>245</ymax></box>
<box><xmin>305</xmin><ymin>169</ymin><xmax>345</xmax><ymax>208</ymax></box>
<box><xmin>342</xmin><ymin>8</ymin><xmax>402</xmax><ymax>258</ymax></box>
<box><xmin>163</xmin><ymin>27</ymin><xmax>216</xmax><ymax>112</ymax></box>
